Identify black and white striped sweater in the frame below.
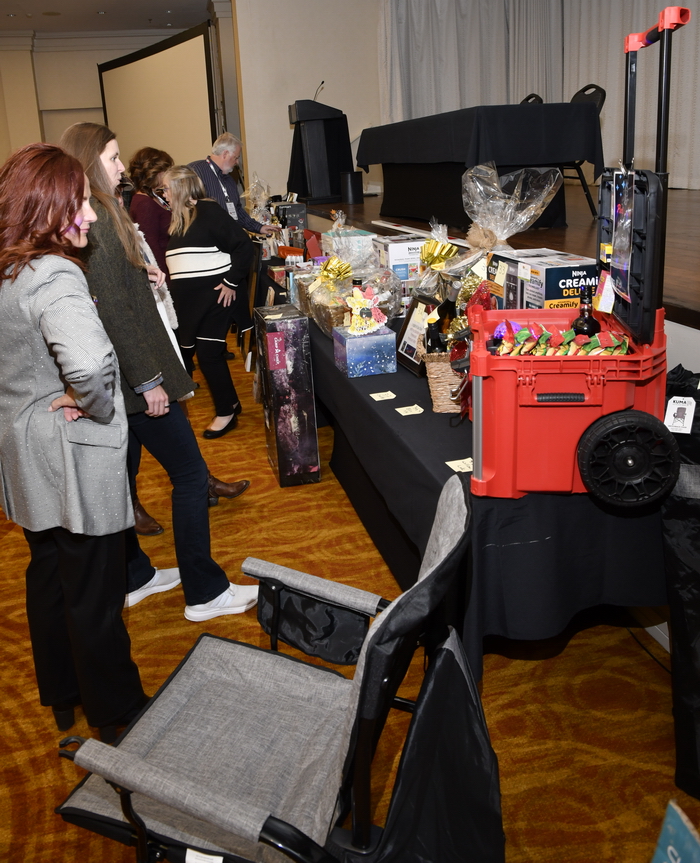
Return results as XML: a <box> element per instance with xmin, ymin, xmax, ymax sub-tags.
<box><xmin>165</xmin><ymin>199</ymin><xmax>254</xmax><ymax>290</ymax></box>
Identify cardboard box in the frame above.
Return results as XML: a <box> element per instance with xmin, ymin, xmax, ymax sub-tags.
<box><xmin>332</xmin><ymin>326</ymin><xmax>397</xmax><ymax>378</ymax></box>
<box><xmin>254</xmin><ymin>305</ymin><xmax>320</xmax><ymax>487</ymax></box>
<box><xmin>372</xmin><ymin>234</ymin><xmax>425</xmax><ymax>288</ymax></box>
<box><xmin>486</xmin><ymin>248</ymin><xmax>598</xmax><ymax>310</ymax></box>
<box><xmin>270</xmin><ymin>202</ymin><xmax>307</xmax><ymax>230</ymax></box>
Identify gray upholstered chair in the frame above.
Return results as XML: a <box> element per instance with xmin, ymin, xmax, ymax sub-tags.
<box><xmin>57</xmin><ymin>475</ymin><xmax>504</xmax><ymax>862</ymax></box>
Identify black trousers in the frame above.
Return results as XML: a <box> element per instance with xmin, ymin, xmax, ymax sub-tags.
<box><xmin>172</xmin><ymin>284</ymin><xmax>239</xmax><ymax>416</ymax></box>
<box><xmin>23</xmin><ymin>527</ymin><xmax>145</xmax><ymax>728</ymax></box>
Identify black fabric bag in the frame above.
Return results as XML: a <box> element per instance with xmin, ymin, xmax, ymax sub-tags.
<box><xmin>257</xmin><ymin>580</ymin><xmax>369</xmax><ymax>665</ymax></box>
<box><xmin>662</xmin><ymin>364</ymin><xmax>700</xmax><ymax>800</ymax></box>
<box><xmin>341</xmin><ymin>628</ymin><xmax>505</xmax><ymax>863</ymax></box>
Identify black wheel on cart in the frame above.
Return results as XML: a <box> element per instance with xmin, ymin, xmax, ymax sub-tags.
<box><xmin>577</xmin><ymin>409</ymin><xmax>680</xmax><ymax>508</ymax></box>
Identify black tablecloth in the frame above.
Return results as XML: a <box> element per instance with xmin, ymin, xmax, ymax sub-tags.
<box><xmin>308</xmin><ymin>322</ymin><xmax>667</xmax><ymax>677</ymax></box>
<box><xmin>356</xmin><ymin>102</ymin><xmax>604</xmax><ymax>178</ymax></box>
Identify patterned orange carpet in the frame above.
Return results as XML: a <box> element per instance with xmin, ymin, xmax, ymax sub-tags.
<box><xmin>1</xmin><ymin>339</ymin><xmax>699</xmax><ymax>861</ymax></box>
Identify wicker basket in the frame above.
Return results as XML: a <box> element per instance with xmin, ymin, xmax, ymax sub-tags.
<box><xmin>417</xmin><ymin>341</ymin><xmax>461</xmax><ymax>414</ymax></box>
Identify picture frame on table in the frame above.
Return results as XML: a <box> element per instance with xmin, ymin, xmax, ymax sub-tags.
<box><xmin>396</xmin><ymin>294</ymin><xmax>437</xmax><ymax>376</ymax></box>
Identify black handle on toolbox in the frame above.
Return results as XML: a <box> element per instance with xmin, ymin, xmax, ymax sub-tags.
<box><xmin>623</xmin><ymin>6</ymin><xmax>691</xmax><ymax>171</ymax></box>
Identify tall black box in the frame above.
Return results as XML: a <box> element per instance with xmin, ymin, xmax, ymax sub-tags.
<box><xmin>254</xmin><ymin>305</ymin><xmax>320</xmax><ymax>487</ymax></box>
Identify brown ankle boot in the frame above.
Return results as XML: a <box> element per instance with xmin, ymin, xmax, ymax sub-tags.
<box><xmin>207</xmin><ymin>474</ymin><xmax>250</xmax><ymax>507</ymax></box>
<box><xmin>133</xmin><ymin>497</ymin><xmax>164</xmax><ymax>536</ymax></box>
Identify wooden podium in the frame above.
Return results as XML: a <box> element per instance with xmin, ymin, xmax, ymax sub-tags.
<box><xmin>287</xmin><ymin>99</ymin><xmax>354</xmax><ymax>204</ymax></box>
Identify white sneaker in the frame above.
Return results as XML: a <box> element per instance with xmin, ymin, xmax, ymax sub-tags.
<box><xmin>125</xmin><ymin>568</ymin><xmax>181</xmax><ymax>608</ymax></box>
<box><xmin>184</xmin><ymin>583</ymin><xmax>258</xmax><ymax>621</ymax></box>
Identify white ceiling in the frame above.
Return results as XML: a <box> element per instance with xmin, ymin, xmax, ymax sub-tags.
<box><xmin>0</xmin><ymin>0</ymin><xmax>209</xmax><ymax>33</ymax></box>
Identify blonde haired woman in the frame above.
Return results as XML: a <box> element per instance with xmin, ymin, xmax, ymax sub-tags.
<box><xmin>163</xmin><ymin>165</ymin><xmax>254</xmax><ymax>439</ymax></box>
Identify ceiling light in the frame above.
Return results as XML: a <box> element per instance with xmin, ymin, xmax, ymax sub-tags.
<box><xmin>7</xmin><ymin>12</ymin><xmax>16</xmax><ymax>16</ymax></box>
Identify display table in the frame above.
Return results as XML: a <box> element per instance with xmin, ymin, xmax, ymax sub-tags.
<box><xmin>356</xmin><ymin>102</ymin><xmax>604</xmax><ymax>229</ymax></box>
<box><xmin>308</xmin><ymin>321</ymin><xmax>667</xmax><ymax>677</ymax></box>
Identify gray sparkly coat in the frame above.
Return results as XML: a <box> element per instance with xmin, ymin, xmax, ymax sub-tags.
<box><xmin>0</xmin><ymin>255</ymin><xmax>133</xmax><ymax>535</ymax></box>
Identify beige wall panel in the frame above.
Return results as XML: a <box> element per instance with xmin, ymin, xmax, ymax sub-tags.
<box><xmin>33</xmin><ymin>51</ymin><xmax>126</xmax><ymax>111</ymax></box>
<box><xmin>42</xmin><ymin>108</ymin><xmax>106</xmax><ymax>144</ymax></box>
<box><xmin>232</xmin><ymin>0</ymin><xmax>381</xmax><ymax>195</ymax></box>
<box><xmin>0</xmin><ymin>69</ymin><xmax>12</xmax><ymax>165</ymax></box>
<box><xmin>100</xmin><ymin>36</ymin><xmax>214</xmax><ymax>166</ymax></box>
<box><xmin>0</xmin><ymin>51</ymin><xmax>42</xmax><ymax>151</ymax></box>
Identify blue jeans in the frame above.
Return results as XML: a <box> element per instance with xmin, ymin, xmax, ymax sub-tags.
<box><xmin>125</xmin><ymin>402</ymin><xmax>228</xmax><ymax>606</ymax></box>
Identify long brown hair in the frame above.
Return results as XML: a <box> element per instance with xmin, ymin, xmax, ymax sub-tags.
<box><xmin>164</xmin><ymin>166</ymin><xmax>207</xmax><ymax>236</ymax></box>
<box><xmin>59</xmin><ymin>122</ymin><xmax>144</xmax><ymax>269</ymax></box>
<box><xmin>0</xmin><ymin>143</ymin><xmax>85</xmax><ymax>280</ymax></box>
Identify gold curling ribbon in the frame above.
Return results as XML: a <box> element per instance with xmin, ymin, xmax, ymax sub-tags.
<box><xmin>420</xmin><ymin>239</ymin><xmax>459</xmax><ymax>271</ymax></box>
<box><xmin>307</xmin><ymin>256</ymin><xmax>353</xmax><ymax>294</ymax></box>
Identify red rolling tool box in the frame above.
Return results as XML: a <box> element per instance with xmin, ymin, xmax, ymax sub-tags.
<box><xmin>468</xmin><ymin>6</ymin><xmax>690</xmax><ymax>508</ymax></box>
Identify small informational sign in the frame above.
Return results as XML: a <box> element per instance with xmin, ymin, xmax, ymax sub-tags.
<box><xmin>664</xmin><ymin>396</ymin><xmax>696</xmax><ymax>434</ymax></box>
<box><xmin>395</xmin><ymin>404</ymin><xmax>424</xmax><ymax>416</ymax></box>
<box><xmin>370</xmin><ymin>391</ymin><xmax>397</xmax><ymax>401</ymax></box>
<box><xmin>446</xmin><ymin>458</ymin><xmax>473</xmax><ymax>473</ymax></box>
<box><xmin>650</xmin><ymin>800</ymin><xmax>700</xmax><ymax>863</ymax></box>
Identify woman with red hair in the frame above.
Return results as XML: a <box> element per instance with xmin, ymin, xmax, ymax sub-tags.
<box><xmin>0</xmin><ymin>143</ymin><xmax>146</xmax><ymax>741</ymax></box>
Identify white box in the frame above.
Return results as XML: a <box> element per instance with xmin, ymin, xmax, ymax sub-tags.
<box><xmin>485</xmin><ymin>248</ymin><xmax>598</xmax><ymax>310</ymax></box>
<box><xmin>372</xmin><ymin>234</ymin><xmax>425</xmax><ymax>283</ymax></box>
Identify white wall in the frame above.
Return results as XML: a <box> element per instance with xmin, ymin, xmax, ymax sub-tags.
<box><xmin>666</xmin><ymin>320</ymin><xmax>700</xmax><ymax>372</ymax></box>
<box><xmin>231</xmin><ymin>0</ymin><xmax>382</xmax><ymax>196</ymax></box>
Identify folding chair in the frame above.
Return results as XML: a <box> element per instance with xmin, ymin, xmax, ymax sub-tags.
<box><xmin>57</xmin><ymin>475</ymin><xmax>505</xmax><ymax>862</ymax></box>
<box><xmin>520</xmin><ymin>93</ymin><xmax>543</xmax><ymax>104</ymax></box>
<box><xmin>564</xmin><ymin>83</ymin><xmax>607</xmax><ymax>218</ymax></box>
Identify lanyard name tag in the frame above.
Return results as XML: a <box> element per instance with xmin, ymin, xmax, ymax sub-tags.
<box><xmin>226</xmin><ymin>202</ymin><xmax>238</xmax><ymax>219</ymax></box>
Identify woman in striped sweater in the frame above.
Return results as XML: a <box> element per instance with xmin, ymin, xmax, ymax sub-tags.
<box><xmin>163</xmin><ymin>166</ymin><xmax>254</xmax><ymax>439</ymax></box>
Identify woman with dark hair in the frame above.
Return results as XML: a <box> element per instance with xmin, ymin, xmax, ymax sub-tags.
<box><xmin>163</xmin><ymin>165</ymin><xmax>253</xmax><ymax>438</ymax></box>
<box><xmin>59</xmin><ymin>122</ymin><xmax>257</xmax><ymax>621</ymax></box>
<box><xmin>128</xmin><ymin>146</ymin><xmax>174</xmax><ymax>279</ymax></box>
<box><xmin>0</xmin><ymin>143</ymin><xmax>146</xmax><ymax>738</ymax></box>
<box><xmin>126</xmin><ymin>147</ymin><xmax>249</xmax><ymax>532</ymax></box>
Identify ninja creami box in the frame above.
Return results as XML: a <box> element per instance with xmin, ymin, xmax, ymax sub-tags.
<box><xmin>254</xmin><ymin>305</ymin><xmax>320</xmax><ymax>487</ymax></box>
<box><xmin>486</xmin><ymin>248</ymin><xmax>598</xmax><ymax>311</ymax></box>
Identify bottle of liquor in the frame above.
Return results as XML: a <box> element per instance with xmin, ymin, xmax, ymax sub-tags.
<box><xmin>425</xmin><ymin>318</ymin><xmax>447</xmax><ymax>353</ymax></box>
<box><xmin>437</xmin><ymin>280</ymin><xmax>461</xmax><ymax>334</ymax></box>
<box><xmin>572</xmin><ymin>284</ymin><xmax>601</xmax><ymax>337</ymax></box>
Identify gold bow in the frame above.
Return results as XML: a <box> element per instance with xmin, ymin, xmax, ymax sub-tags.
<box><xmin>308</xmin><ymin>256</ymin><xmax>353</xmax><ymax>294</ymax></box>
<box><xmin>420</xmin><ymin>239</ymin><xmax>459</xmax><ymax>271</ymax></box>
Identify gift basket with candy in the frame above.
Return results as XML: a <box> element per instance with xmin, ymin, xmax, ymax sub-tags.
<box><xmin>414</xmin><ymin>164</ymin><xmax>562</xmax><ymax>414</ymax></box>
<box><xmin>298</xmin><ymin>256</ymin><xmax>402</xmax><ymax>338</ymax></box>
<box><xmin>468</xmin><ymin>7</ymin><xmax>688</xmax><ymax>507</ymax></box>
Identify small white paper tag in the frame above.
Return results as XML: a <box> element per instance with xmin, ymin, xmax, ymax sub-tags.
<box><xmin>446</xmin><ymin>458</ymin><xmax>473</xmax><ymax>473</ymax></box>
<box><xmin>264</xmin><ymin>313</ymin><xmax>284</xmax><ymax>320</ymax></box>
<box><xmin>395</xmin><ymin>404</ymin><xmax>424</xmax><ymax>416</ymax></box>
<box><xmin>186</xmin><ymin>849</ymin><xmax>224</xmax><ymax>863</ymax></box>
<box><xmin>471</xmin><ymin>257</ymin><xmax>488</xmax><ymax>280</ymax></box>
<box><xmin>517</xmin><ymin>262</ymin><xmax>531</xmax><ymax>281</ymax></box>
<box><xmin>664</xmin><ymin>396</ymin><xmax>696</xmax><ymax>434</ymax></box>
<box><xmin>370</xmin><ymin>391</ymin><xmax>397</xmax><ymax>401</ymax></box>
<box><xmin>494</xmin><ymin>261</ymin><xmax>508</xmax><ymax>287</ymax></box>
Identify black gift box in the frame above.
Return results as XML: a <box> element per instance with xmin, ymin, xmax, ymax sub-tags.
<box><xmin>255</xmin><ymin>305</ymin><xmax>320</xmax><ymax>487</ymax></box>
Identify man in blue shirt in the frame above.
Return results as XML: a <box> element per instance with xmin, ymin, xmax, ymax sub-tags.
<box><xmin>189</xmin><ymin>132</ymin><xmax>278</xmax><ymax>236</ymax></box>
